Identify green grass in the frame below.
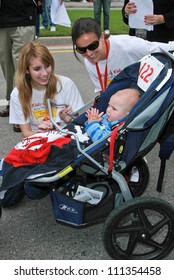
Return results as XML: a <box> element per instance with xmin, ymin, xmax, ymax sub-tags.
<box><xmin>40</xmin><ymin>10</ymin><xmax>129</xmax><ymax>37</ymax></box>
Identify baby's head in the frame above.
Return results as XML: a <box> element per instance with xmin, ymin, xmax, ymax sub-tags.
<box><xmin>106</xmin><ymin>88</ymin><xmax>140</xmax><ymax>122</ymax></box>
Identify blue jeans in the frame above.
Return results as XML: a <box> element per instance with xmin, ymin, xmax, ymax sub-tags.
<box><xmin>1</xmin><ymin>182</ymin><xmax>50</xmax><ymax>207</ymax></box>
<box><xmin>41</xmin><ymin>0</ymin><xmax>56</xmax><ymax>28</ymax></box>
<box><xmin>93</xmin><ymin>0</ymin><xmax>111</xmax><ymax>31</ymax></box>
<box><xmin>24</xmin><ymin>182</ymin><xmax>50</xmax><ymax>200</ymax></box>
<box><xmin>35</xmin><ymin>14</ymin><xmax>40</xmax><ymax>37</ymax></box>
<box><xmin>1</xmin><ymin>183</ymin><xmax>25</xmax><ymax>208</ymax></box>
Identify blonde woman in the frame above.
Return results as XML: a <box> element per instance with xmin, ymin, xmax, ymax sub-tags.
<box><xmin>10</xmin><ymin>41</ymin><xmax>84</xmax><ymax>137</ymax></box>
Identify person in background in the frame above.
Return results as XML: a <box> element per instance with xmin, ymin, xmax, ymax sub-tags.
<box><xmin>71</xmin><ymin>17</ymin><xmax>174</xmax><ymax>94</ymax></box>
<box><xmin>0</xmin><ymin>0</ymin><xmax>37</xmax><ymax>132</ymax></box>
<box><xmin>93</xmin><ymin>0</ymin><xmax>111</xmax><ymax>37</ymax></box>
<box><xmin>9</xmin><ymin>41</ymin><xmax>84</xmax><ymax>137</ymax></box>
<box><xmin>40</xmin><ymin>0</ymin><xmax>64</xmax><ymax>32</ymax></box>
<box><xmin>85</xmin><ymin>88</ymin><xmax>140</xmax><ymax>142</ymax></box>
<box><xmin>122</xmin><ymin>0</ymin><xmax>174</xmax><ymax>43</ymax></box>
<box><xmin>35</xmin><ymin>1</ymin><xmax>43</xmax><ymax>39</ymax></box>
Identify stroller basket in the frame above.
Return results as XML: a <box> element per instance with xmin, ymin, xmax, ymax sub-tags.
<box><xmin>50</xmin><ymin>186</ymin><xmax>116</xmax><ymax>227</ymax></box>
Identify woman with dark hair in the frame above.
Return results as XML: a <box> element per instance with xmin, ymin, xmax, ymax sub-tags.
<box><xmin>71</xmin><ymin>17</ymin><xmax>174</xmax><ymax>94</ymax></box>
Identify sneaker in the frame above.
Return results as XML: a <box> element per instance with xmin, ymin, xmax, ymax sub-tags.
<box><xmin>50</xmin><ymin>26</ymin><xmax>56</xmax><ymax>32</ymax></box>
<box><xmin>104</xmin><ymin>30</ymin><xmax>110</xmax><ymax>39</ymax></box>
<box><xmin>0</xmin><ymin>158</ymin><xmax>4</xmax><ymax>177</ymax></box>
<box><xmin>13</xmin><ymin>124</ymin><xmax>21</xmax><ymax>133</ymax></box>
<box><xmin>0</xmin><ymin>105</ymin><xmax>9</xmax><ymax>117</ymax></box>
<box><xmin>40</xmin><ymin>26</ymin><xmax>47</xmax><ymax>30</ymax></box>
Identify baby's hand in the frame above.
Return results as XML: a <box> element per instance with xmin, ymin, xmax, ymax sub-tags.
<box><xmin>59</xmin><ymin>104</ymin><xmax>73</xmax><ymax>123</ymax></box>
<box><xmin>86</xmin><ymin>108</ymin><xmax>104</xmax><ymax>124</ymax></box>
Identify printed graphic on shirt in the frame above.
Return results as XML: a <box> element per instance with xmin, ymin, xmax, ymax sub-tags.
<box><xmin>107</xmin><ymin>70</ymin><xmax>122</xmax><ymax>87</ymax></box>
<box><xmin>32</xmin><ymin>103</ymin><xmax>57</xmax><ymax>124</ymax></box>
<box><xmin>108</xmin><ymin>69</ymin><xmax>122</xmax><ymax>78</ymax></box>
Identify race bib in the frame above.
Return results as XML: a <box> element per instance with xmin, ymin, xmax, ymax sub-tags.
<box><xmin>138</xmin><ymin>55</ymin><xmax>164</xmax><ymax>92</ymax></box>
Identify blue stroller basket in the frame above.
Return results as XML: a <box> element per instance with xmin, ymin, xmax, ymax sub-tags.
<box><xmin>2</xmin><ymin>51</ymin><xmax>174</xmax><ymax>260</ymax></box>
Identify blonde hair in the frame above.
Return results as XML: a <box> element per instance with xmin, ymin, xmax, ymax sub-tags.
<box><xmin>113</xmin><ymin>88</ymin><xmax>140</xmax><ymax>114</ymax></box>
<box><xmin>15</xmin><ymin>41</ymin><xmax>60</xmax><ymax>119</ymax></box>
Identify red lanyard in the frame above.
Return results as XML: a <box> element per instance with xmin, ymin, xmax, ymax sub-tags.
<box><xmin>95</xmin><ymin>39</ymin><xmax>109</xmax><ymax>92</ymax></box>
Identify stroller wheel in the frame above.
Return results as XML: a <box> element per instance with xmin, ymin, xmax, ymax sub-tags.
<box><xmin>103</xmin><ymin>197</ymin><xmax>174</xmax><ymax>260</ymax></box>
<box><xmin>125</xmin><ymin>158</ymin><xmax>149</xmax><ymax>197</ymax></box>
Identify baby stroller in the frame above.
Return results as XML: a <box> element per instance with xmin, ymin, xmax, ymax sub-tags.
<box><xmin>2</xmin><ymin>51</ymin><xmax>174</xmax><ymax>260</ymax></box>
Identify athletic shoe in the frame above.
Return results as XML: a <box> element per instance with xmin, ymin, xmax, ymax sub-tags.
<box><xmin>50</xmin><ymin>26</ymin><xmax>56</xmax><ymax>32</ymax></box>
<box><xmin>40</xmin><ymin>26</ymin><xmax>47</xmax><ymax>29</ymax></box>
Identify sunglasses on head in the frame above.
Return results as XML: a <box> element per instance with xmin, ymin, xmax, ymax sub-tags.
<box><xmin>75</xmin><ymin>40</ymin><xmax>99</xmax><ymax>54</ymax></box>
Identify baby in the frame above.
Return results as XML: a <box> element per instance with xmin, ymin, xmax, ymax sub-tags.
<box><xmin>85</xmin><ymin>88</ymin><xmax>140</xmax><ymax>142</ymax></box>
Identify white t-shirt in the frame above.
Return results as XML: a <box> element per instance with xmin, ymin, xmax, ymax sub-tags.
<box><xmin>10</xmin><ymin>75</ymin><xmax>84</xmax><ymax>132</ymax></box>
<box><xmin>84</xmin><ymin>34</ymin><xmax>174</xmax><ymax>92</ymax></box>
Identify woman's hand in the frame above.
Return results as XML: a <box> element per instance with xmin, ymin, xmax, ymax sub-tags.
<box><xmin>20</xmin><ymin>118</ymin><xmax>53</xmax><ymax>137</ymax></box>
<box><xmin>37</xmin><ymin>119</ymin><xmax>53</xmax><ymax>132</ymax></box>
<box><xmin>144</xmin><ymin>14</ymin><xmax>165</xmax><ymax>25</ymax></box>
<box><xmin>59</xmin><ymin>104</ymin><xmax>73</xmax><ymax>123</ymax></box>
<box><xmin>124</xmin><ymin>2</ymin><xmax>137</xmax><ymax>15</ymax></box>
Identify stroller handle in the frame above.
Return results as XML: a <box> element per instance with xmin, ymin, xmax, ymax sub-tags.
<box><xmin>47</xmin><ymin>99</ymin><xmax>109</xmax><ymax>171</ymax></box>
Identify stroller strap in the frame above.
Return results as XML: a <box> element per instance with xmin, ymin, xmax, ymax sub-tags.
<box><xmin>108</xmin><ymin>122</ymin><xmax>125</xmax><ymax>172</ymax></box>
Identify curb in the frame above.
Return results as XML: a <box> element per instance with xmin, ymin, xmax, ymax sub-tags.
<box><xmin>38</xmin><ymin>36</ymin><xmax>72</xmax><ymax>47</ymax></box>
